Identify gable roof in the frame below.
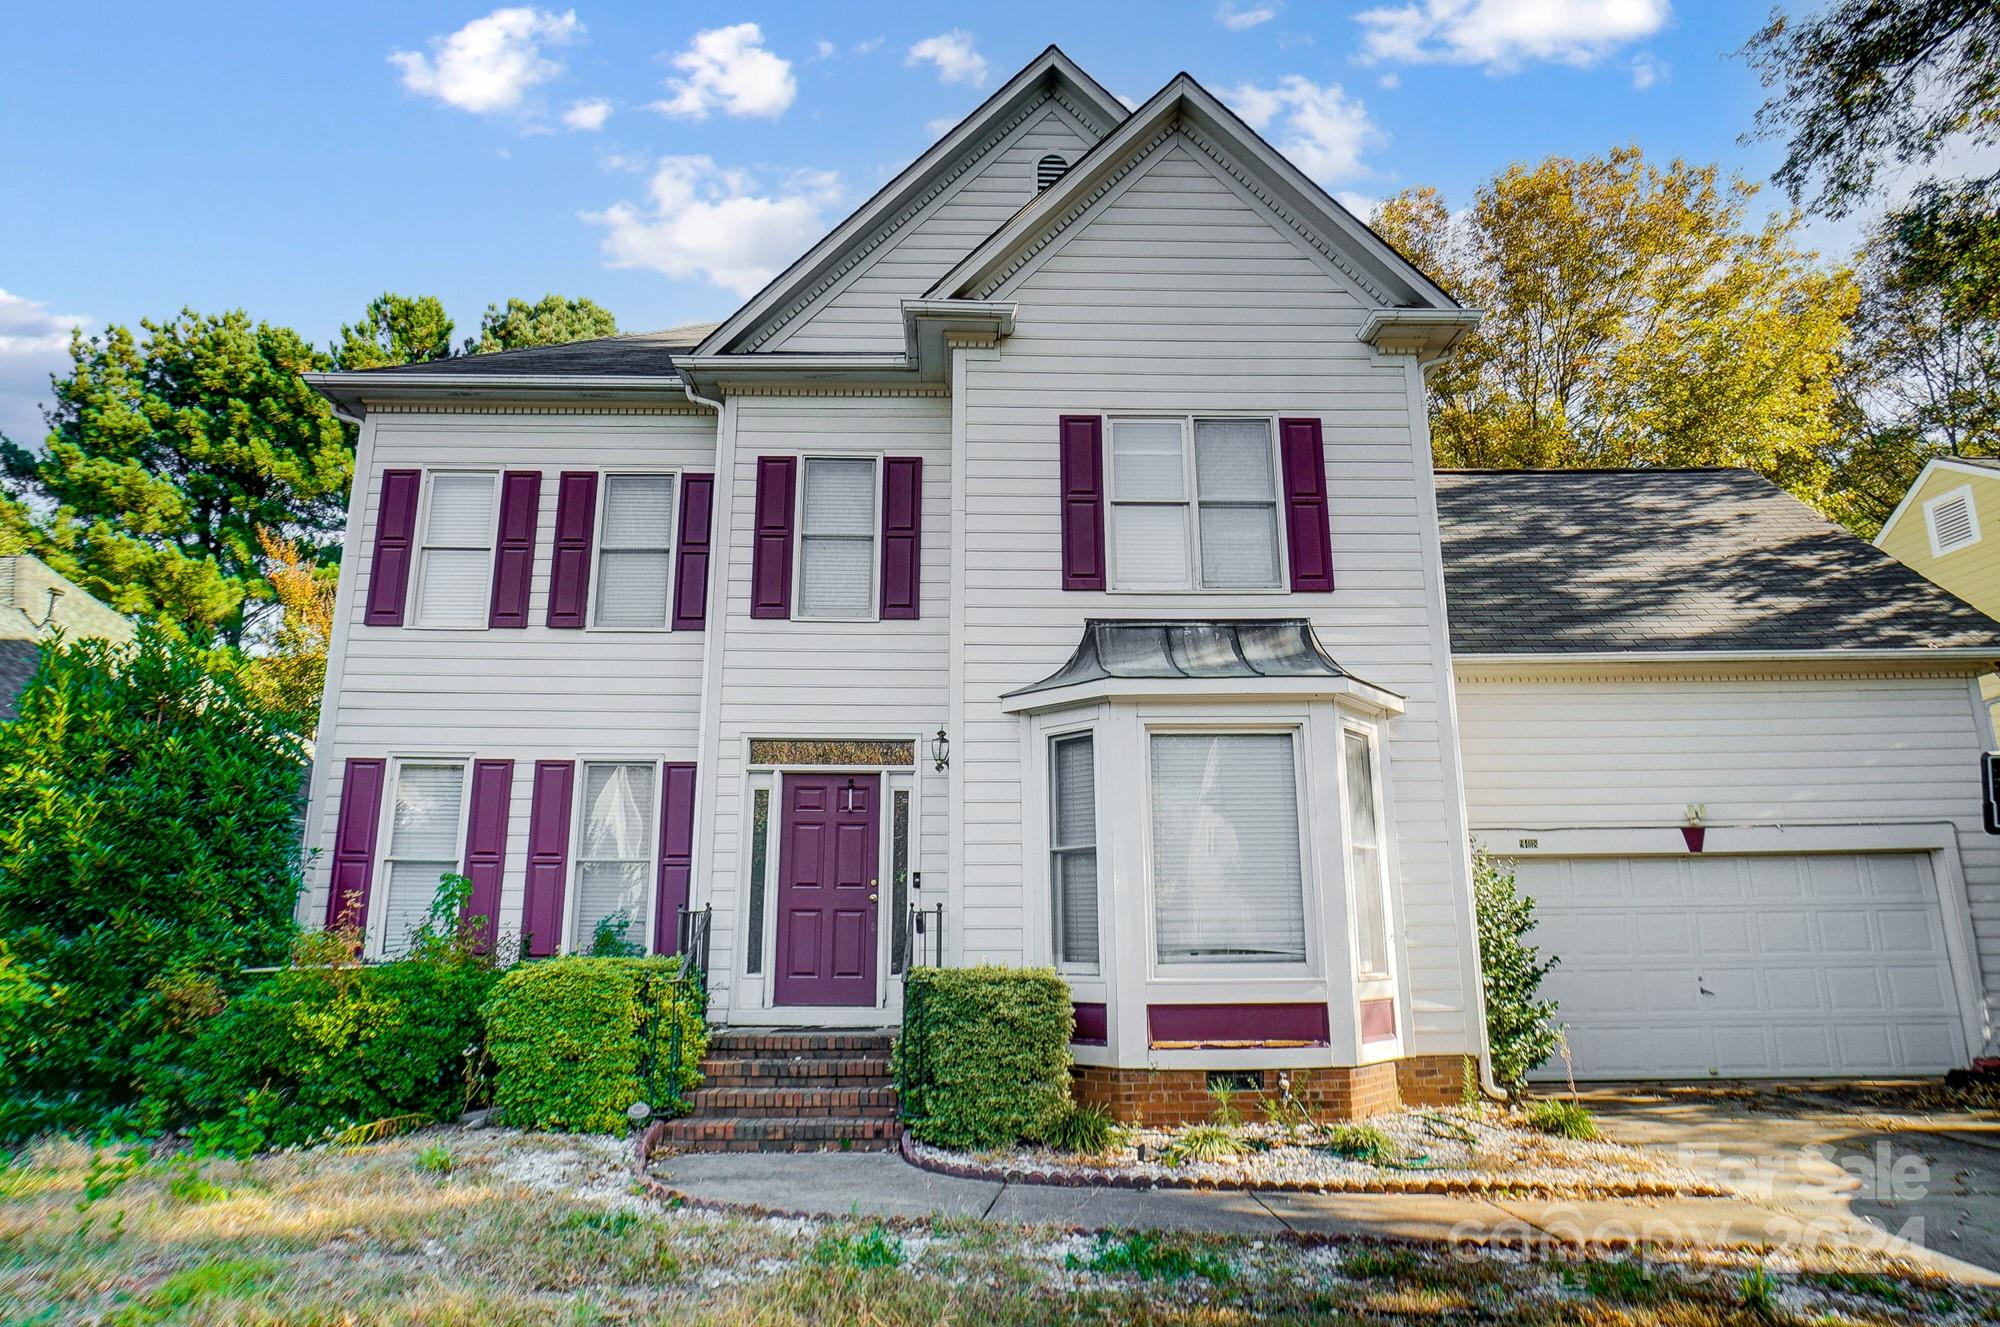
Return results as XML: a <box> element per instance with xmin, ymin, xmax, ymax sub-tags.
<box><xmin>926</xmin><ymin>72</ymin><xmax>1461</xmax><ymax>313</ymax></box>
<box><xmin>1874</xmin><ymin>454</ymin><xmax>2000</xmax><ymax>551</ymax></box>
<box><xmin>693</xmin><ymin>46</ymin><xmax>1127</xmax><ymax>357</ymax></box>
<box><xmin>1436</xmin><ymin>468</ymin><xmax>2000</xmax><ymax>657</ymax></box>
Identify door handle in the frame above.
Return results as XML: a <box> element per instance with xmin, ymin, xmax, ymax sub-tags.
<box><xmin>868</xmin><ymin>893</ymin><xmax>879</xmax><ymax>902</ymax></box>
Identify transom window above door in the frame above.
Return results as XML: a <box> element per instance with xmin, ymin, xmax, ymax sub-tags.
<box><xmin>1109</xmin><ymin>418</ymin><xmax>1283</xmax><ymax>591</ymax></box>
<box><xmin>797</xmin><ymin>457</ymin><xmax>879</xmax><ymax>618</ymax></box>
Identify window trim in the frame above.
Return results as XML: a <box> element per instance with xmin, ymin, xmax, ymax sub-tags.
<box><xmin>791</xmin><ymin>452</ymin><xmax>884</xmax><ymax>623</ymax></box>
<box><xmin>411</xmin><ymin>470</ymin><xmax>501</xmax><ymax>629</ymax></box>
<box><xmin>561</xmin><ymin>755</ymin><xmax>664</xmax><ymax>955</ymax></box>
<box><xmin>1139</xmin><ymin>718</ymin><xmax>1318</xmax><ymax>979</ymax></box>
<box><xmin>368</xmin><ymin>754</ymin><xmax>474</xmax><ymax>959</ymax></box>
<box><xmin>1926</xmin><ymin>483</ymin><xmax>1983</xmax><ymax>558</ymax></box>
<box><xmin>1103</xmin><ymin>415</ymin><xmax>1289</xmax><ymax>594</ymax></box>
<box><xmin>1341</xmin><ymin>722</ymin><xmax>1396</xmax><ymax>984</ymax></box>
<box><xmin>1048</xmin><ymin>726</ymin><xmax>1103</xmax><ymax>976</ymax></box>
<box><xmin>587</xmin><ymin>468</ymin><xmax>681</xmax><ymax>632</ymax></box>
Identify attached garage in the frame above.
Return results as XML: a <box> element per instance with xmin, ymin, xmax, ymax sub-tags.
<box><xmin>1516</xmin><ymin>851</ymin><xmax>1970</xmax><ymax>1079</ymax></box>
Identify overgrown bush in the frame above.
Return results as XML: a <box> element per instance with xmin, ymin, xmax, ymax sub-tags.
<box><xmin>0</xmin><ymin>626</ymin><xmax>306</xmax><ymax>1134</ymax></box>
<box><xmin>894</xmin><ymin>966</ymin><xmax>1073</xmax><ymax>1150</ymax></box>
<box><xmin>1472</xmin><ymin>846</ymin><xmax>1563</xmax><ymax>1090</ymax></box>
<box><xmin>483</xmin><ymin>956</ymin><xmax>707</xmax><ymax>1133</ymax></box>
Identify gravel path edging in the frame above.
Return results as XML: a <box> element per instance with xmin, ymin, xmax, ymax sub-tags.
<box><xmin>897</xmin><ymin>1131</ymin><xmax>1732</xmax><ymax>1200</ymax></box>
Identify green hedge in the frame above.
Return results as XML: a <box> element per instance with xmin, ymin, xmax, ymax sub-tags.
<box><xmin>483</xmin><ymin>956</ymin><xmax>708</xmax><ymax>1133</ymax></box>
<box><xmin>894</xmin><ymin>966</ymin><xmax>1073</xmax><ymax>1149</ymax></box>
<box><xmin>171</xmin><ymin>953</ymin><xmax>498</xmax><ymax>1150</ymax></box>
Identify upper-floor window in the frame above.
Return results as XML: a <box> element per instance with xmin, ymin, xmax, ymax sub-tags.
<box><xmin>416</xmin><ymin>472</ymin><xmax>498</xmax><ymax>626</ymax></box>
<box><xmin>379</xmin><ymin>759</ymin><xmax>467</xmax><ymax>956</ymax></box>
<box><xmin>570</xmin><ymin>760</ymin><xmax>656</xmax><ymax>952</ymax></box>
<box><xmin>593</xmin><ymin>473</ymin><xmax>676</xmax><ymax>628</ymax></box>
<box><xmin>797</xmin><ymin>456</ymin><xmax>878</xmax><ymax>619</ymax></box>
<box><xmin>1926</xmin><ymin>484</ymin><xmax>1982</xmax><ymax>557</ymax></box>
<box><xmin>1109</xmin><ymin>418</ymin><xmax>1282</xmax><ymax>590</ymax></box>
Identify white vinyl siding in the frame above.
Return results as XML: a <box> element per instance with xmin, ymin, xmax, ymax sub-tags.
<box><xmin>1345</xmin><ymin>729</ymin><xmax>1391</xmax><ymax>978</ymax></box>
<box><xmin>593</xmin><ymin>473</ymin><xmax>676</xmax><ymax>628</ymax></box>
<box><xmin>415</xmin><ymin>472</ymin><xmax>497</xmax><ymax>627</ymax></box>
<box><xmin>797</xmin><ymin>457</ymin><xmax>878</xmax><ymax>619</ymax></box>
<box><xmin>570</xmin><ymin>761</ymin><xmax>656</xmax><ymax>952</ymax></box>
<box><xmin>380</xmin><ymin>761</ymin><xmax>466</xmax><ymax>957</ymax></box>
<box><xmin>1108</xmin><ymin>417</ymin><xmax>1280</xmax><ymax>590</ymax></box>
<box><xmin>1050</xmin><ymin>732</ymin><xmax>1099</xmax><ymax>971</ymax></box>
<box><xmin>1149</xmin><ymin>731</ymin><xmax>1307</xmax><ymax>965</ymax></box>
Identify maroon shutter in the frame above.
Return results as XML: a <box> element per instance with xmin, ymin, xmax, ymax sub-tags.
<box><xmin>750</xmin><ymin>456</ymin><xmax>796</xmax><ymax>619</ymax></box>
<box><xmin>654</xmin><ymin>762</ymin><xmax>698</xmax><ymax>954</ymax></box>
<box><xmin>326</xmin><ymin>758</ymin><xmax>386</xmax><ymax>928</ymax></box>
<box><xmin>363</xmin><ymin>470</ymin><xmax>422</xmax><ymax>625</ymax></box>
<box><xmin>880</xmin><ymin>456</ymin><xmax>922</xmax><ymax>619</ymax></box>
<box><xmin>671</xmin><ymin>473</ymin><xmax>714</xmax><ymax>631</ymax></box>
<box><xmin>521</xmin><ymin>761</ymin><xmax>575</xmax><ymax>956</ymax></box>
<box><xmin>1057</xmin><ymin>416</ymin><xmax>1106</xmax><ymax>590</ymax></box>
<box><xmin>546</xmin><ymin>471</ymin><xmax>598</xmax><ymax>628</ymax></box>
<box><xmin>461</xmin><ymin>759</ymin><xmax>513</xmax><ymax>947</ymax></box>
<box><xmin>488</xmin><ymin>471</ymin><xmax>542</xmax><ymax>628</ymax></box>
<box><xmin>1279</xmin><ymin>417</ymin><xmax>1335</xmax><ymax>592</ymax></box>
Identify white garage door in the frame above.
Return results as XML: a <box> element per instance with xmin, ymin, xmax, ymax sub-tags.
<box><xmin>1516</xmin><ymin>852</ymin><xmax>1965</xmax><ymax>1079</ymax></box>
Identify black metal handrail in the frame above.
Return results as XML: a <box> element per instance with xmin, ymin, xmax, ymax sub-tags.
<box><xmin>900</xmin><ymin>901</ymin><xmax>945</xmax><ymax>973</ymax></box>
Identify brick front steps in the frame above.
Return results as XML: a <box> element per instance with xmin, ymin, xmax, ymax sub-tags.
<box><xmin>657</xmin><ymin>1030</ymin><xmax>902</xmax><ymax>1153</ymax></box>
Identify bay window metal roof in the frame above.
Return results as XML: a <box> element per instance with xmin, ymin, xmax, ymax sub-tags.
<box><xmin>1005</xmin><ymin>619</ymin><xmax>1396</xmax><ymax>702</ymax></box>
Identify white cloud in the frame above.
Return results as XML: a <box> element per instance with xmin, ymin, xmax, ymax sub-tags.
<box><xmin>652</xmin><ymin>23</ymin><xmax>796</xmax><ymax>120</ymax></box>
<box><xmin>1218</xmin><ymin>1</ymin><xmax>1279</xmax><ymax>30</ymax></box>
<box><xmin>853</xmin><ymin>37</ymin><xmax>885</xmax><ymax>56</ymax></box>
<box><xmin>1223</xmin><ymin>76</ymin><xmax>1382</xmax><ymax>183</ymax></box>
<box><xmin>1378</xmin><ymin>71</ymin><xmax>1401</xmax><ymax>89</ymax></box>
<box><xmin>562</xmin><ymin>97</ymin><xmax>611</xmax><ymax>130</ymax></box>
<box><xmin>389</xmin><ymin>7</ymin><xmax>580</xmax><ymax>113</ymax></box>
<box><xmin>813</xmin><ymin>40</ymin><xmax>836</xmax><ymax>60</ymax></box>
<box><xmin>583</xmin><ymin>157</ymin><xmax>841</xmax><ymax>297</ymax></box>
<box><xmin>0</xmin><ymin>289</ymin><xmax>86</xmax><ymax>445</ymax></box>
<box><xmin>925</xmin><ymin>114</ymin><xmax>961</xmax><ymax>138</ymax></box>
<box><xmin>1355</xmin><ymin>0</ymin><xmax>1671</xmax><ymax>71</ymax></box>
<box><xmin>1628</xmin><ymin>52</ymin><xmax>1665</xmax><ymax>89</ymax></box>
<box><xmin>1336</xmin><ymin>190</ymin><xmax>1381</xmax><ymax>217</ymax></box>
<box><xmin>907</xmin><ymin>31</ymin><xmax>988</xmax><ymax>87</ymax></box>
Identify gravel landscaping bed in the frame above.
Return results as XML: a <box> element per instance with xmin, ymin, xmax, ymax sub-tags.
<box><xmin>906</xmin><ymin>1106</ymin><xmax>1733</xmax><ymax>1197</ymax></box>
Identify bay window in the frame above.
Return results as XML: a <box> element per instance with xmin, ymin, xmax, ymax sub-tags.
<box><xmin>571</xmin><ymin>761</ymin><xmax>656</xmax><ymax>952</ymax></box>
<box><xmin>797</xmin><ymin>457</ymin><xmax>877</xmax><ymax>618</ymax></box>
<box><xmin>1345</xmin><ymin>729</ymin><xmax>1392</xmax><ymax>977</ymax></box>
<box><xmin>1050</xmin><ymin>732</ymin><xmax>1100</xmax><ymax>970</ymax></box>
<box><xmin>415</xmin><ymin>472</ymin><xmax>498</xmax><ymax>626</ymax></box>
<box><xmin>1109</xmin><ymin>418</ymin><xmax>1282</xmax><ymax>591</ymax></box>
<box><xmin>593</xmin><ymin>473</ymin><xmax>676</xmax><ymax>628</ymax></box>
<box><xmin>380</xmin><ymin>761</ymin><xmax>467</xmax><ymax>956</ymax></box>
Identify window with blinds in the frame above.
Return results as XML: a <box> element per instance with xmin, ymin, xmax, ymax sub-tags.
<box><xmin>1345</xmin><ymin>729</ymin><xmax>1391</xmax><ymax>977</ymax></box>
<box><xmin>1109</xmin><ymin>418</ymin><xmax>1281</xmax><ymax>590</ymax></box>
<box><xmin>1050</xmin><ymin>733</ymin><xmax>1099</xmax><ymax>971</ymax></box>
<box><xmin>594</xmin><ymin>473</ymin><xmax>676</xmax><ymax>627</ymax></box>
<box><xmin>798</xmin><ymin>457</ymin><xmax>877</xmax><ymax>618</ymax></box>
<box><xmin>570</xmin><ymin>761</ymin><xmax>656</xmax><ymax>953</ymax></box>
<box><xmin>380</xmin><ymin>761</ymin><xmax>466</xmax><ymax>957</ymax></box>
<box><xmin>1149</xmin><ymin>731</ymin><xmax>1306</xmax><ymax>965</ymax></box>
<box><xmin>416</xmin><ymin>473</ymin><xmax>498</xmax><ymax>626</ymax></box>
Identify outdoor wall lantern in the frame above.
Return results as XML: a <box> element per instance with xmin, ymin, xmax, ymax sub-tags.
<box><xmin>930</xmin><ymin>727</ymin><xmax>950</xmax><ymax>773</ymax></box>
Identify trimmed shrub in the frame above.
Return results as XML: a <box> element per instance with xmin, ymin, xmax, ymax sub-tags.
<box><xmin>483</xmin><ymin>956</ymin><xmax>707</xmax><ymax>1133</ymax></box>
<box><xmin>1472</xmin><ymin>846</ymin><xmax>1563</xmax><ymax>1090</ymax></box>
<box><xmin>894</xmin><ymin>966</ymin><xmax>1073</xmax><ymax>1150</ymax></box>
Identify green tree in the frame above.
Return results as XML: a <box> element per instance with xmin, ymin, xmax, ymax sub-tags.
<box><xmin>468</xmin><ymin>294</ymin><xmax>618</xmax><ymax>354</ymax></box>
<box><xmin>333</xmin><ymin>292</ymin><xmax>455</xmax><ymax>370</ymax></box>
<box><xmin>0</xmin><ymin>310</ymin><xmax>352</xmax><ymax>644</ymax></box>
<box><xmin>0</xmin><ymin>626</ymin><xmax>306</xmax><ymax>1133</ymax></box>
<box><xmin>1372</xmin><ymin>149</ymin><xmax>1857</xmax><ymax>515</ymax></box>
<box><xmin>1471</xmin><ymin>848</ymin><xmax>1562</xmax><ymax>1091</ymax></box>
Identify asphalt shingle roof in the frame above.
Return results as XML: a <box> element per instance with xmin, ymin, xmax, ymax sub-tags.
<box><xmin>349</xmin><ymin>323</ymin><xmax>719</xmax><ymax>379</ymax></box>
<box><xmin>1435</xmin><ymin>468</ymin><xmax>2000</xmax><ymax>655</ymax></box>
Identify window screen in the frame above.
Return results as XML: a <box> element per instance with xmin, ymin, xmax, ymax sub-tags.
<box><xmin>1050</xmin><ymin>733</ymin><xmax>1100</xmax><ymax>970</ymax></box>
<box><xmin>594</xmin><ymin>474</ymin><xmax>675</xmax><ymax>627</ymax></box>
<box><xmin>1194</xmin><ymin>419</ymin><xmax>1280</xmax><ymax>588</ymax></box>
<box><xmin>798</xmin><ymin>458</ymin><xmax>876</xmax><ymax>617</ymax></box>
<box><xmin>1109</xmin><ymin>419</ymin><xmax>1281</xmax><ymax>589</ymax></box>
<box><xmin>571</xmin><ymin>762</ymin><xmax>655</xmax><ymax>952</ymax></box>
<box><xmin>381</xmin><ymin>762</ymin><xmax>466</xmax><ymax>957</ymax></box>
<box><xmin>1345</xmin><ymin>730</ymin><xmax>1391</xmax><ymax>977</ymax></box>
<box><xmin>1150</xmin><ymin>732</ymin><xmax>1306</xmax><ymax>964</ymax></box>
<box><xmin>416</xmin><ymin>473</ymin><xmax>497</xmax><ymax>626</ymax></box>
<box><xmin>1110</xmin><ymin>419</ymin><xmax>1191</xmax><ymax>588</ymax></box>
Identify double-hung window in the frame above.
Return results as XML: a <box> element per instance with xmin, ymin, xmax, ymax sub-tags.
<box><xmin>1149</xmin><ymin>731</ymin><xmax>1307</xmax><ymax>965</ymax></box>
<box><xmin>415</xmin><ymin>472</ymin><xmax>498</xmax><ymax>626</ymax></box>
<box><xmin>571</xmin><ymin>761</ymin><xmax>657</xmax><ymax>953</ymax></box>
<box><xmin>593</xmin><ymin>473</ymin><xmax>676</xmax><ymax>628</ymax></box>
<box><xmin>1049</xmin><ymin>733</ymin><xmax>1100</xmax><ymax>971</ymax></box>
<box><xmin>797</xmin><ymin>457</ymin><xmax>878</xmax><ymax>618</ymax></box>
<box><xmin>1109</xmin><ymin>418</ymin><xmax>1281</xmax><ymax>590</ymax></box>
<box><xmin>1345</xmin><ymin>729</ymin><xmax>1392</xmax><ymax>978</ymax></box>
<box><xmin>380</xmin><ymin>761</ymin><xmax>467</xmax><ymax>956</ymax></box>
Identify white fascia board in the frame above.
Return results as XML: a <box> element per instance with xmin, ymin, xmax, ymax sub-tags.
<box><xmin>302</xmin><ymin>372</ymin><xmax>692</xmax><ymax>421</ymax></box>
<box><xmin>998</xmin><ymin>675</ymin><xmax>1407</xmax><ymax>717</ymax></box>
<box><xmin>1358</xmin><ymin>309</ymin><xmax>1484</xmax><ymax>361</ymax></box>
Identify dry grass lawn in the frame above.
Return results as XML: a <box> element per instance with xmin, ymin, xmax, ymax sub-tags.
<box><xmin>0</xmin><ymin>1129</ymin><xmax>1992</xmax><ymax>1325</ymax></box>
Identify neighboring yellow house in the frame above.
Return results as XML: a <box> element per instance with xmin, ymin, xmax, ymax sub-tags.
<box><xmin>1876</xmin><ymin>456</ymin><xmax>2000</xmax><ymax>737</ymax></box>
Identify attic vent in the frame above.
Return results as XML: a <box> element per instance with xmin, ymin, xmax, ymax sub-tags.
<box><xmin>1036</xmin><ymin>153</ymin><xmax>1069</xmax><ymax>192</ymax></box>
<box><xmin>1926</xmin><ymin>484</ymin><xmax>1982</xmax><ymax>556</ymax></box>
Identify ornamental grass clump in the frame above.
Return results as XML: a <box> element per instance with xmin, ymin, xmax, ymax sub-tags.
<box><xmin>1524</xmin><ymin>1098</ymin><xmax>1601</xmax><ymax>1141</ymax></box>
<box><xmin>1040</xmin><ymin>1100</ymin><xmax>1127</xmax><ymax>1156</ymax></box>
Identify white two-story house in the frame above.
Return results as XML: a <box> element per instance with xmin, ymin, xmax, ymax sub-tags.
<box><xmin>304</xmin><ymin>48</ymin><xmax>2000</xmax><ymax>1125</ymax></box>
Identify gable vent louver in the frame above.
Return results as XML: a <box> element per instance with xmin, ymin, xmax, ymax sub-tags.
<box><xmin>1036</xmin><ymin>153</ymin><xmax>1069</xmax><ymax>192</ymax></box>
<box><xmin>1928</xmin><ymin>486</ymin><xmax>1981</xmax><ymax>555</ymax></box>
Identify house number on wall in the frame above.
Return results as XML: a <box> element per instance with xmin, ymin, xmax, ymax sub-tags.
<box><xmin>1517</xmin><ymin>838</ymin><xmax>1539</xmax><ymax>849</ymax></box>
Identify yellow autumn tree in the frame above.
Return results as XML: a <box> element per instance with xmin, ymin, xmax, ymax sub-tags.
<box><xmin>1373</xmin><ymin>147</ymin><xmax>1860</xmax><ymax>520</ymax></box>
<box><xmin>243</xmin><ymin>529</ymin><xmax>336</xmax><ymax>733</ymax></box>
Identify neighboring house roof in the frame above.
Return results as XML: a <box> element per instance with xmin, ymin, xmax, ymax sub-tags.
<box><xmin>0</xmin><ymin>554</ymin><xmax>133</xmax><ymax>719</ymax></box>
<box><xmin>0</xmin><ymin>640</ymin><xmax>37</xmax><ymax>721</ymax></box>
<box><xmin>1435</xmin><ymin>468</ymin><xmax>2000</xmax><ymax>656</ymax></box>
<box><xmin>330</xmin><ymin>325</ymin><xmax>717</xmax><ymax>379</ymax></box>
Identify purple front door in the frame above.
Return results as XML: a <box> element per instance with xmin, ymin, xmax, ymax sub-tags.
<box><xmin>774</xmin><ymin>773</ymin><xmax>881</xmax><ymax>1007</ymax></box>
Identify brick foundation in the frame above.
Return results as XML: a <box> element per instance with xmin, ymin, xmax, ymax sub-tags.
<box><xmin>1072</xmin><ymin>1054</ymin><xmax>1475</xmax><ymax>1127</ymax></box>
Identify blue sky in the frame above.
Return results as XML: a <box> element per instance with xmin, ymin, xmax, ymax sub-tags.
<box><xmin>0</xmin><ymin>2</ymin><xmax>1827</xmax><ymax>443</ymax></box>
